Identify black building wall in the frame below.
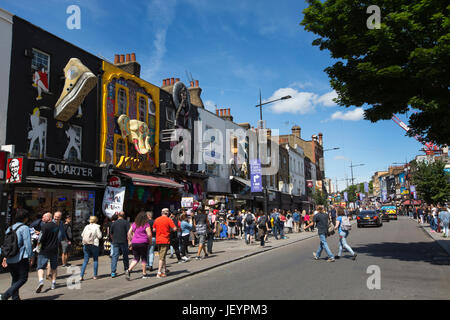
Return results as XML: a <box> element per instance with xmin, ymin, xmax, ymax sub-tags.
<box><xmin>6</xmin><ymin>16</ymin><xmax>102</xmax><ymax>164</ymax></box>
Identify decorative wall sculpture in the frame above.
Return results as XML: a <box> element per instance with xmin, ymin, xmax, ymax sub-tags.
<box><xmin>117</xmin><ymin>114</ymin><xmax>152</xmax><ymax>155</ymax></box>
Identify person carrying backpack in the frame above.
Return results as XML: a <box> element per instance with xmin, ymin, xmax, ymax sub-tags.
<box><xmin>244</xmin><ymin>211</ymin><xmax>256</xmax><ymax>245</ymax></box>
<box><xmin>257</xmin><ymin>213</ymin><xmax>270</xmax><ymax>247</ymax></box>
<box><xmin>335</xmin><ymin>207</ymin><xmax>356</xmax><ymax>260</ymax></box>
<box><xmin>79</xmin><ymin>216</ymin><xmax>102</xmax><ymax>281</ymax></box>
<box><xmin>0</xmin><ymin>209</ymin><xmax>33</xmax><ymax>300</ymax></box>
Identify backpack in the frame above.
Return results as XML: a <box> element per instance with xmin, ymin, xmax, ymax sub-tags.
<box><xmin>258</xmin><ymin>215</ymin><xmax>267</xmax><ymax>228</ymax></box>
<box><xmin>1</xmin><ymin>223</ymin><xmax>24</xmax><ymax>258</ymax></box>
<box><xmin>341</xmin><ymin>216</ymin><xmax>352</xmax><ymax>231</ymax></box>
<box><xmin>82</xmin><ymin>225</ymin><xmax>96</xmax><ymax>245</ymax></box>
<box><xmin>245</xmin><ymin>214</ymin><xmax>254</xmax><ymax>225</ymax></box>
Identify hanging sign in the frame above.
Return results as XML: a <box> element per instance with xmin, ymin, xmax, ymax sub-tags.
<box><xmin>250</xmin><ymin>159</ymin><xmax>263</xmax><ymax>193</ymax></box>
<box><xmin>102</xmin><ymin>186</ymin><xmax>126</xmax><ymax>218</ymax></box>
<box><xmin>181</xmin><ymin>197</ymin><xmax>194</xmax><ymax>208</ymax></box>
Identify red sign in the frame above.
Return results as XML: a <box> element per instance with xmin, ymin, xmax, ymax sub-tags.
<box><xmin>6</xmin><ymin>158</ymin><xmax>23</xmax><ymax>184</ymax></box>
<box><xmin>307</xmin><ymin>180</ymin><xmax>313</xmax><ymax>188</ymax></box>
<box><xmin>0</xmin><ymin>151</ymin><xmax>6</xmax><ymax>180</ymax></box>
<box><xmin>108</xmin><ymin>176</ymin><xmax>121</xmax><ymax>187</ymax></box>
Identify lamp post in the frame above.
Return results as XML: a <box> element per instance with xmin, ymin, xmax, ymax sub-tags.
<box><xmin>254</xmin><ymin>89</ymin><xmax>292</xmax><ymax>215</ymax></box>
<box><xmin>349</xmin><ymin>161</ymin><xmax>364</xmax><ymax>186</ymax></box>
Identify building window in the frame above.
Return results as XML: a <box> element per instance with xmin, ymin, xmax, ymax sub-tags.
<box><xmin>31</xmin><ymin>49</ymin><xmax>50</xmax><ymax>86</ymax></box>
<box><xmin>115</xmin><ymin>84</ymin><xmax>129</xmax><ymax>116</ymax></box>
<box><xmin>114</xmin><ymin>135</ymin><xmax>128</xmax><ymax>165</ymax></box>
<box><xmin>166</xmin><ymin>108</ymin><xmax>175</xmax><ymax>128</ymax></box>
<box><xmin>137</xmin><ymin>94</ymin><xmax>147</xmax><ymax>122</ymax></box>
<box><xmin>29</xmin><ymin>117</ymin><xmax>47</xmax><ymax>158</ymax></box>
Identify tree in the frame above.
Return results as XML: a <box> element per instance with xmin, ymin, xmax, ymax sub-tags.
<box><xmin>313</xmin><ymin>189</ymin><xmax>328</xmax><ymax>206</ymax></box>
<box><xmin>342</xmin><ymin>184</ymin><xmax>357</xmax><ymax>202</ymax></box>
<box><xmin>301</xmin><ymin>0</ymin><xmax>450</xmax><ymax>145</ymax></box>
<box><xmin>411</xmin><ymin>159</ymin><xmax>450</xmax><ymax>204</ymax></box>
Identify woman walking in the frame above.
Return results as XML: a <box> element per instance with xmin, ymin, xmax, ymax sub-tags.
<box><xmin>335</xmin><ymin>207</ymin><xmax>357</xmax><ymax>260</ymax></box>
<box><xmin>126</xmin><ymin>211</ymin><xmax>152</xmax><ymax>280</ymax></box>
<box><xmin>180</xmin><ymin>213</ymin><xmax>192</xmax><ymax>259</ymax></box>
<box><xmin>80</xmin><ymin>216</ymin><xmax>103</xmax><ymax>280</ymax></box>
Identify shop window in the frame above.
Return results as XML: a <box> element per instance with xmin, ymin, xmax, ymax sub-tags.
<box><xmin>29</xmin><ymin>117</ymin><xmax>47</xmax><ymax>158</ymax></box>
<box><xmin>137</xmin><ymin>93</ymin><xmax>147</xmax><ymax>122</ymax></box>
<box><xmin>31</xmin><ymin>48</ymin><xmax>50</xmax><ymax>87</ymax></box>
<box><xmin>115</xmin><ymin>85</ymin><xmax>129</xmax><ymax>116</ymax></box>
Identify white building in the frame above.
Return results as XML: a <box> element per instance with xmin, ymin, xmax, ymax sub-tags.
<box><xmin>0</xmin><ymin>8</ymin><xmax>13</xmax><ymax>146</ymax></box>
<box><xmin>286</xmin><ymin>144</ymin><xmax>305</xmax><ymax>196</ymax></box>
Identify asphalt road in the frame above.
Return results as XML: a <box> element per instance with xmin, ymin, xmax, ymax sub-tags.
<box><xmin>125</xmin><ymin>217</ymin><xmax>450</xmax><ymax>300</ymax></box>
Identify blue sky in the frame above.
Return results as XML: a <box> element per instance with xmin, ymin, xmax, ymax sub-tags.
<box><xmin>2</xmin><ymin>0</ymin><xmax>427</xmax><ymax>191</ymax></box>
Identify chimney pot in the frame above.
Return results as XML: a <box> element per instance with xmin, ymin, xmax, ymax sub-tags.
<box><xmin>175</xmin><ymin>78</ymin><xmax>180</xmax><ymax>83</ymax></box>
<box><xmin>120</xmin><ymin>55</ymin><xmax>125</xmax><ymax>63</ymax></box>
<box><xmin>190</xmin><ymin>81</ymin><xmax>194</xmax><ymax>87</ymax></box>
<box><xmin>195</xmin><ymin>80</ymin><xmax>199</xmax><ymax>87</ymax></box>
<box><xmin>114</xmin><ymin>54</ymin><xmax>120</xmax><ymax>64</ymax></box>
<box><xmin>163</xmin><ymin>79</ymin><xmax>166</xmax><ymax>86</ymax></box>
<box><xmin>126</xmin><ymin>54</ymin><xmax>131</xmax><ymax>62</ymax></box>
<box><xmin>220</xmin><ymin>109</ymin><xmax>224</xmax><ymax>116</ymax></box>
<box><xmin>228</xmin><ymin>108</ymin><xmax>231</xmax><ymax>116</ymax></box>
<box><xmin>171</xmin><ymin>78</ymin><xmax>175</xmax><ymax>85</ymax></box>
<box><xmin>131</xmin><ymin>53</ymin><xmax>136</xmax><ymax>62</ymax></box>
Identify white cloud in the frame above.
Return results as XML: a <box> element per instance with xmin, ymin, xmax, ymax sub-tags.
<box><xmin>331</xmin><ymin>108</ymin><xmax>365</xmax><ymax>121</ymax></box>
<box><xmin>317</xmin><ymin>90</ymin><xmax>338</xmax><ymax>107</ymax></box>
<box><xmin>204</xmin><ymin>100</ymin><xmax>216</xmax><ymax>112</ymax></box>
<box><xmin>266</xmin><ymin>88</ymin><xmax>339</xmax><ymax>114</ymax></box>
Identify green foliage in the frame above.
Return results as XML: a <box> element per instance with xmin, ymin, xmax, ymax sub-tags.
<box><xmin>342</xmin><ymin>184</ymin><xmax>358</xmax><ymax>202</ymax></box>
<box><xmin>301</xmin><ymin>0</ymin><xmax>450</xmax><ymax>144</ymax></box>
<box><xmin>411</xmin><ymin>159</ymin><xmax>450</xmax><ymax>204</ymax></box>
<box><xmin>313</xmin><ymin>189</ymin><xmax>328</xmax><ymax>206</ymax></box>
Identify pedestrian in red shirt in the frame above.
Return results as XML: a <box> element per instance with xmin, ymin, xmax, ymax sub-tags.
<box><xmin>153</xmin><ymin>208</ymin><xmax>177</xmax><ymax>278</ymax></box>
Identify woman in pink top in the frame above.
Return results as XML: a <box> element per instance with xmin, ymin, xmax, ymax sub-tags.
<box><xmin>126</xmin><ymin>212</ymin><xmax>152</xmax><ymax>280</ymax></box>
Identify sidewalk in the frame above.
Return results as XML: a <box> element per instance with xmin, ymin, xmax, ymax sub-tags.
<box><xmin>411</xmin><ymin>217</ymin><xmax>450</xmax><ymax>255</ymax></box>
<box><xmin>0</xmin><ymin>230</ymin><xmax>321</xmax><ymax>300</ymax></box>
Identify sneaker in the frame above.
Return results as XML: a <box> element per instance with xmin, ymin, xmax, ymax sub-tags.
<box><xmin>111</xmin><ymin>273</ymin><xmax>117</xmax><ymax>278</ymax></box>
<box><xmin>327</xmin><ymin>258</ymin><xmax>336</xmax><ymax>262</ymax></box>
<box><xmin>182</xmin><ymin>256</ymin><xmax>190</xmax><ymax>261</ymax></box>
<box><xmin>195</xmin><ymin>256</ymin><xmax>202</xmax><ymax>260</ymax></box>
<box><xmin>146</xmin><ymin>266</ymin><xmax>154</xmax><ymax>272</ymax></box>
<box><xmin>125</xmin><ymin>270</ymin><xmax>131</xmax><ymax>281</ymax></box>
<box><xmin>165</xmin><ymin>269</ymin><xmax>170</xmax><ymax>274</ymax></box>
<box><xmin>352</xmin><ymin>254</ymin><xmax>357</xmax><ymax>261</ymax></box>
<box><xmin>312</xmin><ymin>252</ymin><xmax>319</xmax><ymax>260</ymax></box>
<box><xmin>177</xmin><ymin>260</ymin><xmax>186</xmax><ymax>264</ymax></box>
<box><xmin>51</xmin><ymin>282</ymin><xmax>56</xmax><ymax>290</ymax></box>
<box><xmin>54</xmin><ymin>58</ymin><xmax>97</xmax><ymax>121</ymax></box>
<box><xmin>142</xmin><ymin>275</ymin><xmax>149</xmax><ymax>279</ymax></box>
<box><xmin>169</xmin><ymin>254</ymin><xmax>174</xmax><ymax>259</ymax></box>
<box><xmin>156</xmin><ymin>273</ymin><xmax>166</xmax><ymax>278</ymax></box>
<box><xmin>35</xmin><ymin>281</ymin><xmax>44</xmax><ymax>293</ymax></box>
<box><xmin>204</xmin><ymin>253</ymin><xmax>209</xmax><ymax>258</ymax></box>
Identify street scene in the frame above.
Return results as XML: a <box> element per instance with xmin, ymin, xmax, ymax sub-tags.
<box><xmin>0</xmin><ymin>0</ymin><xmax>449</xmax><ymax>304</ymax></box>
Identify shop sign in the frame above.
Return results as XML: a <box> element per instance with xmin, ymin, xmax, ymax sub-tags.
<box><xmin>27</xmin><ymin>159</ymin><xmax>103</xmax><ymax>182</ymax></box>
<box><xmin>181</xmin><ymin>197</ymin><xmax>194</xmax><ymax>208</ymax></box>
<box><xmin>6</xmin><ymin>158</ymin><xmax>23</xmax><ymax>183</ymax></box>
<box><xmin>102</xmin><ymin>186</ymin><xmax>126</xmax><ymax>218</ymax></box>
<box><xmin>108</xmin><ymin>176</ymin><xmax>121</xmax><ymax>187</ymax></box>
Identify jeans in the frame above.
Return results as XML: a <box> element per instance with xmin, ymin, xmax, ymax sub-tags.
<box><xmin>80</xmin><ymin>245</ymin><xmax>99</xmax><ymax>278</ymax></box>
<box><xmin>272</xmin><ymin>224</ymin><xmax>279</xmax><ymax>239</ymax></box>
<box><xmin>170</xmin><ymin>236</ymin><xmax>182</xmax><ymax>261</ymax></box>
<box><xmin>111</xmin><ymin>243</ymin><xmax>130</xmax><ymax>274</ymax></box>
<box><xmin>180</xmin><ymin>235</ymin><xmax>190</xmax><ymax>257</ymax></box>
<box><xmin>258</xmin><ymin>228</ymin><xmax>266</xmax><ymax>246</ymax></box>
<box><xmin>147</xmin><ymin>237</ymin><xmax>156</xmax><ymax>267</ymax></box>
<box><xmin>110</xmin><ymin>243</ymin><xmax>115</xmax><ymax>257</ymax></box>
<box><xmin>431</xmin><ymin>217</ymin><xmax>438</xmax><ymax>231</ymax></box>
<box><xmin>442</xmin><ymin>223</ymin><xmax>449</xmax><ymax>237</ymax></box>
<box><xmin>316</xmin><ymin>234</ymin><xmax>334</xmax><ymax>259</ymax></box>
<box><xmin>3</xmin><ymin>258</ymin><xmax>29</xmax><ymax>300</ymax></box>
<box><xmin>338</xmin><ymin>231</ymin><xmax>355</xmax><ymax>256</ymax></box>
<box><xmin>207</xmin><ymin>233</ymin><xmax>214</xmax><ymax>253</ymax></box>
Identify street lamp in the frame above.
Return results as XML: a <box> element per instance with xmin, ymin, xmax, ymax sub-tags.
<box><xmin>349</xmin><ymin>161</ymin><xmax>364</xmax><ymax>186</ymax></box>
<box><xmin>323</xmin><ymin>147</ymin><xmax>340</xmax><ymax>152</ymax></box>
<box><xmin>254</xmin><ymin>89</ymin><xmax>292</xmax><ymax>215</ymax></box>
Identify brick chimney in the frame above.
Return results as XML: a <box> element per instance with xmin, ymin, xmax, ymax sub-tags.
<box><xmin>161</xmin><ymin>77</ymin><xmax>175</xmax><ymax>94</ymax></box>
<box><xmin>114</xmin><ymin>52</ymin><xmax>141</xmax><ymax>77</ymax></box>
<box><xmin>218</xmin><ymin>108</ymin><xmax>233</xmax><ymax>122</ymax></box>
<box><xmin>291</xmin><ymin>125</ymin><xmax>301</xmax><ymax>138</ymax></box>
<box><xmin>188</xmin><ymin>79</ymin><xmax>204</xmax><ymax>108</ymax></box>
<box><xmin>318</xmin><ymin>133</ymin><xmax>323</xmax><ymax>146</ymax></box>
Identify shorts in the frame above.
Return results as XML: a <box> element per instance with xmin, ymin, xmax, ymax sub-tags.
<box><xmin>158</xmin><ymin>244</ymin><xmax>170</xmax><ymax>262</ymax></box>
<box><xmin>131</xmin><ymin>243</ymin><xmax>149</xmax><ymax>264</ymax></box>
<box><xmin>228</xmin><ymin>226</ymin><xmax>236</xmax><ymax>236</ymax></box>
<box><xmin>37</xmin><ymin>254</ymin><xmax>58</xmax><ymax>270</ymax></box>
<box><xmin>198</xmin><ymin>233</ymin><xmax>207</xmax><ymax>244</ymax></box>
<box><xmin>60</xmin><ymin>240</ymin><xmax>71</xmax><ymax>254</ymax></box>
<box><xmin>245</xmin><ymin>225</ymin><xmax>255</xmax><ymax>236</ymax></box>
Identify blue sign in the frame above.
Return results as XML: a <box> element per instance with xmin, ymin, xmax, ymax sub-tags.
<box><xmin>250</xmin><ymin>159</ymin><xmax>263</xmax><ymax>193</ymax></box>
<box><xmin>364</xmin><ymin>182</ymin><xmax>369</xmax><ymax>193</ymax></box>
<box><xmin>344</xmin><ymin>192</ymin><xmax>348</xmax><ymax>202</ymax></box>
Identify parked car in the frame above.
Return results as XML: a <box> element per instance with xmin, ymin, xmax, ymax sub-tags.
<box><xmin>357</xmin><ymin>210</ymin><xmax>383</xmax><ymax>228</ymax></box>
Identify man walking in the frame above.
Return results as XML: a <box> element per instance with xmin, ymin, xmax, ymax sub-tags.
<box><xmin>305</xmin><ymin>206</ymin><xmax>335</xmax><ymax>262</ymax></box>
<box><xmin>193</xmin><ymin>209</ymin><xmax>210</xmax><ymax>259</ymax></box>
<box><xmin>330</xmin><ymin>206</ymin><xmax>337</xmax><ymax>228</ymax></box>
<box><xmin>110</xmin><ymin>211</ymin><xmax>130</xmax><ymax>278</ymax></box>
<box><xmin>36</xmin><ymin>212</ymin><xmax>59</xmax><ymax>292</ymax></box>
<box><xmin>0</xmin><ymin>209</ymin><xmax>32</xmax><ymax>300</ymax></box>
<box><xmin>257</xmin><ymin>213</ymin><xmax>270</xmax><ymax>247</ymax></box>
<box><xmin>438</xmin><ymin>205</ymin><xmax>449</xmax><ymax>238</ymax></box>
<box><xmin>270</xmin><ymin>209</ymin><xmax>279</xmax><ymax>240</ymax></box>
<box><xmin>153</xmin><ymin>208</ymin><xmax>177</xmax><ymax>278</ymax></box>
<box><xmin>293</xmin><ymin>210</ymin><xmax>300</xmax><ymax>233</ymax></box>
<box><xmin>61</xmin><ymin>215</ymin><xmax>72</xmax><ymax>267</ymax></box>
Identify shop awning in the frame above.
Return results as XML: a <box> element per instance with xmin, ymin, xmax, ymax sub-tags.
<box><xmin>116</xmin><ymin>172</ymin><xmax>183</xmax><ymax>189</ymax></box>
<box><xmin>26</xmin><ymin>176</ymin><xmax>106</xmax><ymax>188</ymax></box>
<box><xmin>230</xmin><ymin>176</ymin><xmax>251</xmax><ymax>187</ymax></box>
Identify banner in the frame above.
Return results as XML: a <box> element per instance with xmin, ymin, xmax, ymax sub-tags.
<box><xmin>250</xmin><ymin>159</ymin><xmax>263</xmax><ymax>193</ymax></box>
<box><xmin>102</xmin><ymin>186</ymin><xmax>126</xmax><ymax>218</ymax></box>
<box><xmin>382</xmin><ymin>191</ymin><xmax>387</xmax><ymax>202</ymax></box>
<box><xmin>364</xmin><ymin>182</ymin><xmax>369</xmax><ymax>193</ymax></box>
<box><xmin>181</xmin><ymin>197</ymin><xmax>194</xmax><ymax>208</ymax></box>
<box><xmin>410</xmin><ymin>185</ymin><xmax>416</xmax><ymax>199</ymax></box>
<box><xmin>344</xmin><ymin>192</ymin><xmax>348</xmax><ymax>202</ymax></box>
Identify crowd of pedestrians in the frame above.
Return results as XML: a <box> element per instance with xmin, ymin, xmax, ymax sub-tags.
<box><xmin>409</xmin><ymin>204</ymin><xmax>450</xmax><ymax>237</ymax></box>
